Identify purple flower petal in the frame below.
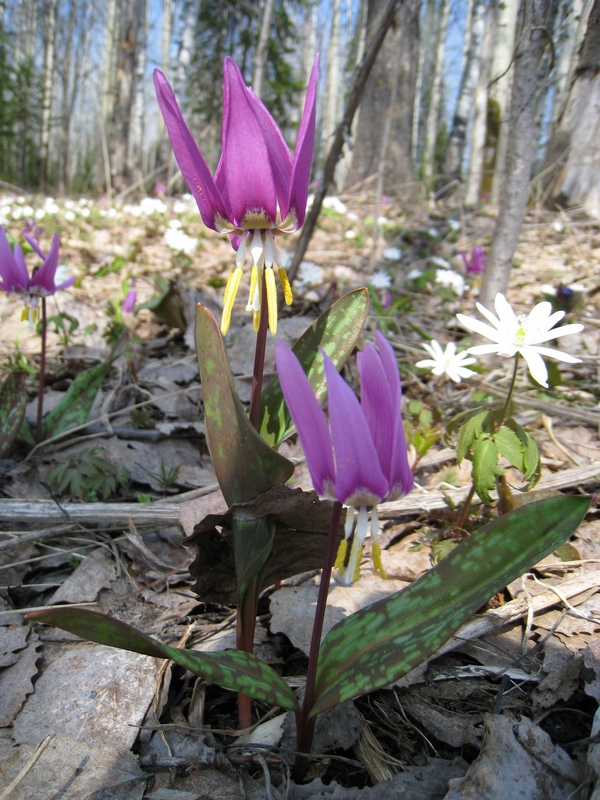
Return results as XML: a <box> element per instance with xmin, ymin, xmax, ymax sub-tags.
<box><xmin>323</xmin><ymin>352</ymin><xmax>388</xmax><ymax>506</ymax></box>
<box><xmin>153</xmin><ymin>70</ymin><xmax>229</xmax><ymax>230</ymax></box>
<box><xmin>30</xmin><ymin>233</ymin><xmax>61</xmax><ymax>294</ymax></box>
<box><xmin>286</xmin><ymin>56</ymin><xmax>319</xmax><ymax>228</ymax></box>
<box><xmin>0</xmin><ymin>227</ymin><xmax>29</xmax><ymax>293</ymax></box>
<box><xmin>274</xmin><ymin>341</ymin><xmax>335</xmax><ymax>496</ymax></box>
<box><xmin>219</xmin><ymin>58</ymin><xmax>279</xmax><ymax>228</ymax></box>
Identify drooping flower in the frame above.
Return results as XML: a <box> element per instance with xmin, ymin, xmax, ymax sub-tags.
<box><xmin>154</xmin><ymin>57</ymin><xmax>319</xmax><ymax>335</ymax></box>
<box><xmin>122</xmin><ymin>280</ymin><xmax>137</xmax><ymax>314</ymax></box>
<box><xmin>456</xmin><ymin>293</ymin><xmax>583</xmax><ymax>388</ymax></box>
<box><xmin>275</xmin><ymin>331</ymin><xmax>413</xmax><ymax>584</ymax></box>
<box><xmin>460</xmin><ymin>246</ymin><xmax>487</xmax><ymax>275</ymax></box>
<box><xmin>0</xmin><ymin>227</ymin><xmax>74</xmax><ymax>326</ymax></box>
<box><xmin>416</xmin><ymin>339</ymin><xmax>477</xmax><ymax>383</ymax></box>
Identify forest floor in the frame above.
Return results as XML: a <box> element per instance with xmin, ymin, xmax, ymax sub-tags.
<box><xmin>0</xmin><ymin>191</ymin><xmax>599</xmax><ymax>799</ymax></box>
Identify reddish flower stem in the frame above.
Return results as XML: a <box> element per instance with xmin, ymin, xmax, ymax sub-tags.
<box><xmin>293</xmin><ymin>500</ymin><xmax>343</xmax><ymax>781</ymax></box>
<box><xmin>36</xmin><ymin>297</ymin><xmax>47</xmax><ymax>443</ymax></box>
<box><xmin>248</xmin><ymin>268</ymin><xmax>269</xmax><ymax>430</ymax></box>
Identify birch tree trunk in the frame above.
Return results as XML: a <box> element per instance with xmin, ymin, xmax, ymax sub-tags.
<box><xmin>442</xmin><ymin>0</ymin><xmax>487</xmax><ymax>185</ymax></box>
<box><xmin>479</xmin><ymin>0</ymin><xmax>552</xmax><ymax>309</ymax></box>
<box><xmin>486</xmin><ymin>0</ymin><xmax>518</xmax><ymax>202</ymax></box>
<box><xmin>39</xmin><ymin>0</ymin><xmax>57</xmax><ymax>189</ymax></box>
<box><xmin>543</xmin><ymin>0</ymin><xmax>600</xmax><ymax>218</ymax></box>
<box><xmin>350</xmin><ymin>0</ymin><xmax>422</xmax><ymax>195</ymax></box>
<box><xmin>127</xmin><ymin>0</ymin><xmax>148</xmax><ymax>188</ymax></box>
<box><xmin>252</xmin><ymin>0</ymin><xmax>275</xmax><ymax>99</ymax></box>
<box><xmin>465</xmin><ymin>0</ymin><xmax>497</xmax><ymax>207</ymax></box>
<box><xmin>421</xmin><ymin>0</ymin><xmax>450</xmax><ymax>184</ymax></box>
<box><xmin>551</xmin><ymin>0</ymin><xmax>591</xmax><ymax>128</ymax></box>
<box><xmin>323</xmin><ymin>0</ymin><xmax>342</xmax><ymax>152</ymax></box>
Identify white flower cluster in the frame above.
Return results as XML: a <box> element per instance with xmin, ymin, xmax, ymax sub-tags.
<box><xmin>163</xmin><ymin>224</ymin><xmax>198</xmax><ymax>255</ymax></box>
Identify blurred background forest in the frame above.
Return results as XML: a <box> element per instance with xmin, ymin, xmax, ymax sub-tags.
<box><xmin>0</xmin><ymin>0</ymin><xmax>598</xmax><ymax>229</ymax></box>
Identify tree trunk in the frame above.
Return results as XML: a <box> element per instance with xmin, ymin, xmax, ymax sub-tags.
<box><xmin>543</xmin><ymin>0</ymin><xmax>600</xmax><ymax>218</ymax></box>
<box><xmin>465</xmin><ymin>0</ymin><xmax>497</xmax><ymax>207</ymax></box>
<box><xmin>551</xmin><ymin>0</ymin><xmax>591</xmax><ymax>128</ymax></box>
<box><xmin>252</xmin><ymin>0</ymin><xmax>275</xmax><ymax>99</ymax></box>
<box><xmin>350</xmin><ymin>0</ymin><xmax>422</xmax><ymax>197</ymax></box>
<box><xmin>127</xmin><ymin>0</ymin><xmax>148</xmax><ymax>189</ymax></box>
<box><xmin>442</xmin><ymin>0</ymin><xmax>486</xmax><ymax>185</ymax></box>
<box><xmin>323</xmin><ymin>0</ymin><xmax>342</xmax><ymax>151</ymax></box>
<box><xmin>421</xmin><ymin>0</ymin><xmax>450</xmax><ymax>184</ymax></box>
<box><xmin>486</xmin><ymin>0</ymin><xmax>518</xmax><ymax>202</ymax></box>
<box><xmin>39</xmin><ymin>0</ymin><xmax>57</xmax><ymax>189</ymax></box>
<box><xmin>479</xmin><ymin>0</ymin><xmax>552</xmax><ymax>310</ymax></box>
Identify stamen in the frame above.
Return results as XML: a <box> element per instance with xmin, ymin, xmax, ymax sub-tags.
<box><xmin>263</xmin><ymin>231</ymin><xmax>274</xmax><ymax>268</ymax></box>
<box><xmin>235</xmin><ymin>234</ymin><xmax>247</xmax><ymax>267</ymax></box>
<box><xmin>221</xmin><ymin>267</ymin><xmax>243</xmax><ymax>334</ymax></box>
<box><xmin>265</xmin><ymin>267</ymin><xmax>278</xmax><ymax>334</ymax></box>
<box><xmin>278</xmin><ymin>267</ymin><xmax>293</xmax><ymax>305</ymax></box>
<box><xmin>246</xmin><ymin>265</ymin><xmax>260</xmax><ymax>313</ymax></box>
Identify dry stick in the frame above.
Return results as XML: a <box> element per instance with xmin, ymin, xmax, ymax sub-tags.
<box><xmin>288</xmin><ymin>0</ymin><xmax>402</xmax><ymax>283</ymax></box>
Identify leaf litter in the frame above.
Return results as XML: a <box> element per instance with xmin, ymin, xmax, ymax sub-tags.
<box><xmin>0</xmin><ymin>199</ymin><xmax>598</xmax><ymax>798</ymax></box>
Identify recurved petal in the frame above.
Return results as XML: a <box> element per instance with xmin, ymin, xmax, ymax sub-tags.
<box><xmin>286</xmin><ymin>56</ymin><xmax>319</xmax><ymax>228</ymax></box>
<box><xmin>274</xmin><ymin>342</ymin><xmax>335</xmax><ymax>497</ymax></box>
<box><xmin>154</xmin><ymin>70</ymin><xmax>228</xmax><ymax>231</ymax></box>
<box><xmin>220</xmin><ymin>58</ymin><xmax>278</xmax><ymax>227</ymax></box>
<box><xmin>30</xmin><ymin>233</ymin><xmax>61</xmax><ymax>294</ymax></box>
<box><xmin>0</xmin><ymin>228</ymin><xmax>29</xmax><ymax>292</ymax></box>
<box><xmin>323</xmin><ymin>351</ymin><xmax>388</xmax><ymax>506</ymax></box>
<box><xmin>373</xmin><ymin>331</ymin><xmax>413</xmax><ymax>498</ymax></box>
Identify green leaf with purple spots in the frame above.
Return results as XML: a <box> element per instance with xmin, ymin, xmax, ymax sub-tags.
<box><xmin>0</xmin><ymin>371</ymin><xmax>27</xmax><ymax>457</ymax></box>
<box><xmin>310</xmin><ymin>495</ymin><xmax>589</xmax><ymax>717</ymax></box>
<box><xmin>26</xmin><ymin>607</ymin><xmax>298</xmax><ymax>711</ymax></box>
<box><xmin>258</xmin><ymin>288</ymin><xmax>369</xmax><ymax>446</ymax></box>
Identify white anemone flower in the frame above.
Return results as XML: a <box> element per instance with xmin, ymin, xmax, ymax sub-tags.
<box><xmin>456</xmin><ymin>293</ymin><xmax>583</xmax><ymax>388</ymax></box>
<box><xmin>416</xmin><ymin>340</ymin><xmax>477</xmax><ymax>383</ymax></box>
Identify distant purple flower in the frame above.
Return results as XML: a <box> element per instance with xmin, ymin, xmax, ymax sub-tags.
<box><xmin>122</xmin><ymin>281</ymin><xmax>137</xmax><ymax>314</ymax></box>
<box><xmin>154</xmin><ymin>57</ymin><xmax>319</xmax><ymax>335</ymax></box>
<box><xmin>0</xmin><ymin>227</ymin><xmax>74</xmax><ymax>325</ymax></box>
<box><xmin>460</xmin><ymin>246</ymin><xmax>487</xmax><ymax>275</ymax></box>
<box><xmin>275</xmin><ymin>332</ymin><xmax>413</xmax><ymax>584</ymax></box>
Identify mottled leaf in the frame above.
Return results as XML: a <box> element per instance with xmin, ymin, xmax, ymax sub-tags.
<box><xmin>258</xmin><ymin>288</ymin><xmax>369</xmax><ymax>446</ymax></box>
<box><xmin>311</xmin><ymin>495</ymin><xmax>590</xmax><ymax>716</ymax></box>
<box><xmin>26</xmin><ymin>607</ymin><xmax>298</xmax><ymax>711</ymax></box>
<box><xmin>41</xmin><ymin>361</ymin><xmax>112</xmax><ymax>439</ymax></box>
<box><xmin>0</xmin><ymin>372</ymin><xmax>27</xmax><ymax>457</ymax></box>
<box><xmin>195</xmin><ymin>304</ymin><xmax>294</xmax><ymax>506</ymax></box>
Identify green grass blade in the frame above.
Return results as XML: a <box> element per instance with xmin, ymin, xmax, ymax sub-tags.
<box><xmin>26</xmin><ymin>607</ymin><xmax>298</xmax><ymax>712</ymax></box>
<box><xmin>41</xmin><ymin>361</ymin><xmax>112</xmax><ymax>439</ymax></box>
<box><xmin>311</xmin><ymin>495</ymin><xmax>590</xmax><ymax>717</ymax></box>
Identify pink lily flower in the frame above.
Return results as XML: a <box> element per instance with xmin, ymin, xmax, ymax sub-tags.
<box><xmin>275</xmin><ymin>331</ymin><xmax>413</xmax><ymax>584</ymax></box>
<box><xmin>154</xmin><ymin>56</ymin><xmax>319</xmax><ymax>335</ymax></box>
<box><xmin>460</xmin><ymin>246</ymin><xmax>487</xmax><ymax>275</ymax></box>
<box><xmin>0</xmin><ymin>227</ymin><xmax>74</xmax><ymax>326</ymax></box>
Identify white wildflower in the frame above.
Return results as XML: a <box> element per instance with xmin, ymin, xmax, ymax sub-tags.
<box><xmin>416</xmin><ymin>340</ymin><xmax>477</xmax><ymax>383</ymax></box>
<box><xmin>456</xmin><ymin>293</ymin><xmax>583</xmax><ymax>388</ymax></box>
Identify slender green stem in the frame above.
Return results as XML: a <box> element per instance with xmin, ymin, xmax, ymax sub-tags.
<box><xmin>456</xmin><ymin>354</ymin><xmax>520</xmax><ymax>529</ymax></box>
<box><xmin>293</xmin><ymin>500</ymin><xmax>343</xmax><ymax>781</ymax></box>
<box><xmin>248</xmin><ymin>268</ymin><xmax>269</xmax><ymax>429</ymax></box>
<box><xmin>36</xmin><ymin>297</ymin><xmax>47</xmax><ymax>443</ymax></box>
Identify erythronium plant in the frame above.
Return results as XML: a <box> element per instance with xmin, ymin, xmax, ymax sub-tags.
<box><xmin>0</xmin><ymin>227</ymin><xmax>74</xmax><ymax>441</ymax></box>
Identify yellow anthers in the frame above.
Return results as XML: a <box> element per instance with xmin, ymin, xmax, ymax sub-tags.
<box><xmin>221</xmin><ymin>266</ymin><xmax>243</xmax><ymax>334</ymax></box>
<box><xmin>265</xmin><ymin>268</ymin><xmax>278</xmax><ymax>334</ymax></box>
<box><xmin>20</xmin><ymin>307</ymin><xmax>29</xmax><ymax>323</ymax></box>
<box><xmin>334</xmin><ymin>539</ymin><xmax>348</xmax><ymax>573</ymax></box>
<box><xmin>278</xmin><ymin>266</ymin><xmax>293</xmax><ymax>306</ymax></box>
<box><xmin>372</xmin><ymin>542</ymin><xmax>387</xmax><ymax>579</ymax></box>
